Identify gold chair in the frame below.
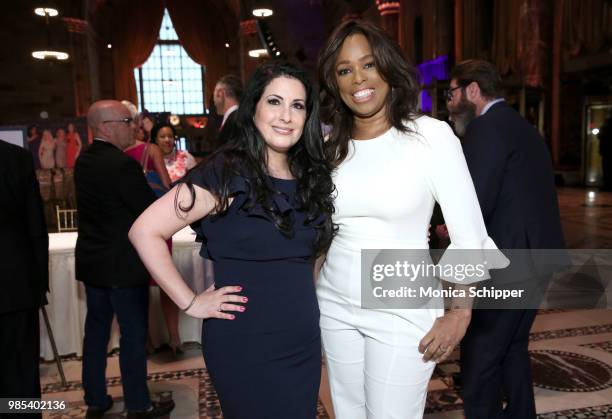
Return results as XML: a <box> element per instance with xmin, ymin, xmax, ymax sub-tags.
<box><xmin>55</xmin><ymin>205</ymin><xmax>78</xmax><ymax>232</ymax></box>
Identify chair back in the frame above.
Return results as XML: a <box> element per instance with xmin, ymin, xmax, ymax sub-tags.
<box><xmin>56</xmin><ymin>205</ymin><xmax>78</xmax><ymax>232</ymax></box>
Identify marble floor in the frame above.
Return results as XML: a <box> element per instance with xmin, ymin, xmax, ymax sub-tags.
<box><xmin>40</xmin><ymin>187</ymin><xmax>612</xmax><ymax>418</ymax></box>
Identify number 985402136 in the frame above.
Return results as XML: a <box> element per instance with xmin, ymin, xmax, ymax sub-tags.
<box><xmin>2</xmin><ymin>398</ymin><xmax>67</xmax><ymax>413</ymax></box>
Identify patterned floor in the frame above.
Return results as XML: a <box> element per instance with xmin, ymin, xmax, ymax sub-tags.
<box><xmin>40</xmin><ymin>187</ymin><xmax>612</xmax><ymax>418</ymax></box>
<box><xmin>424</xmin><ymin>311</ymin><xmax>612</xmax><ymax>417</ymax></box>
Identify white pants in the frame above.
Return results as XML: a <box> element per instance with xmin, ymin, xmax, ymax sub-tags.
<box><xmin>318</xmin><ymin>237</ymin><xmax>440</xmax><ymax>418</ymax></box>
<box><xmin>320</xmin><ymin>300</ymin><xmax>436</xmax><ymax>419</ymax></box>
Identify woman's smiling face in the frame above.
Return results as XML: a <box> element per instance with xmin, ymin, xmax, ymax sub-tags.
<box><xmin>334</xmin><ymin>33</ymin><xmax>390</xmax><ymax>121</ymax></box>
<box><xmin>156</xmin><ymin>126</ymin><xmax>175</xmax><ymax>155</ymax></box>
<box><xmin>253</xmin><ymin>75</ymin><xmax>307</xmax><ymax>156</ymax></box>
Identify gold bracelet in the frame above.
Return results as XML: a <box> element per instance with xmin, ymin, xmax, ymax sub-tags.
<box><xmin>183</xmin><ymin>293</ymin><xmax>198</xmax><ymax>312</ymax></box>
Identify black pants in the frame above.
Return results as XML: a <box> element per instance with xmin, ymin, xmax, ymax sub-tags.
<box><xmin>0</xmin><ymin>307</ymin><xmax>41</xmax><ymax>419</ymax></box>
<box><xmin>82</xmin><ymin>285</ymin><xmax>150</xmax><ymax>411</ymax></box>
<box><xmin>461</xmin><ymin>309</ymin><xmax>538</xmax><ymax>419</ymax></box>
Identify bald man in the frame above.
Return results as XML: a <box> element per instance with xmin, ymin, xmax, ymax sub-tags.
<box><xmin>75</xmin><ymin>100</ymin><xmax>174</xmax><ymax>418</ymax></box>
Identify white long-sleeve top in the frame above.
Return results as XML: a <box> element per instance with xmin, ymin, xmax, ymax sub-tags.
<box><xmin>324</xmin><ymin>115</ymin><xmax>507</xmax><ymax>288</ymax></box>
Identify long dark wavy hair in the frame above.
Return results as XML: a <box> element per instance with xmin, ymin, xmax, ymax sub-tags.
<box><xmin>177</xmin><ymin>61</ymin><xmax>336</xmax><ymax>256</ymax></box>
<box><xmin>318</xmin><ymin>20</ymin><xmax>422</xmax><ymax>166</ymax></box>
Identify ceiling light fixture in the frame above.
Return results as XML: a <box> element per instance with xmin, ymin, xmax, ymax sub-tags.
<box><xmin>32</xmin><ymin>50</ymin><xmax>69</xmax><ymax>60</ymax></box>
<box><xmin>252</xmin><ymin>8</ymin><xmax>273</xmax><ymax>17</ymax></box>
<box><xmin>32</xmin><ymin>3</ymin><xmax>69</xmax><ymax>61</ymax></box>
<box><xmin>34</xmin><ymin>7</ymin><xmax>59</xmax><ymax>17</ymax></box>
<box><xmin>248</xmin><ymin>49</ymin><xmax>268</xmax><ymax>58</ymax></box>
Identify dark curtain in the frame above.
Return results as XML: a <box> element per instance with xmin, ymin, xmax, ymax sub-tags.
<box><xmin>491</xmin><ymin>0</ymin><xmax>549</xmax><ymax>86</ymax></box>
<box><xmin>110</xmin><ymin>0</ymin><xmax>164</xmax><ymax>104</ymax></box>
<box><xmin>563</xmin><ymin>0</ymin><xmax>612</xmax><ymax>56</ymax></box>
<box><xmin>166</xmin><ymin>0</ymin><xmax>238</xmax><ymax>101</ymax></box>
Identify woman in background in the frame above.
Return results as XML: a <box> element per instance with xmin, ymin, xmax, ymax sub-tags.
<box><xmin>65</xmin><ymin>122</ymin><xmax>82</xmax><ymax>169</ymax></box>
<box><xmin>121</xmin><ymin>101</ymin><xmax>178</xmax><ymax>354</ymax></box>
<box><xmin>151</xmin><ymin>122</ymin><xmax>197</xmax><ymax>183</ymax></box>
<box><xmin>146</xmin><ymin>121</ymin><xmax>192</xmax><ymax>354</ymax></box>
<box><xmin>141</xmin><ymin>111</ymin><xmax>155</xmax><ymax>142</ymax></box>
<box><xmin>122</xmin><ymin>109</ymin><xmax>171</xmax><ymax>195</ymax></box>
<box><xmin>39</xmin><ymin>129</ymin><xmax>56</xmax><ymax>170</ymax></box>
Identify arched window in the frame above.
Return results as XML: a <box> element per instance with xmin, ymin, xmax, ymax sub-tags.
<box><xmin>134</xmin><ymin>9</ymin><xmax>205</xmax><ymax>115</ymax></box>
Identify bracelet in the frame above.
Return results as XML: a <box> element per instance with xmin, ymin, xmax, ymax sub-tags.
<box><xmin>183</xmin><ymin>293</ymin><xmax>198</xmax><ymax>312</ymax></box>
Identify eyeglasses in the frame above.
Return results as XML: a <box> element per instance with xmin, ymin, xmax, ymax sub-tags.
<box><xmin>444</xmin><ymin>85</ymin><xmax>463</xmax><ymax>102</ymax></box>
<box><xmin>102</xmin><ymin>117</ymin><xmax>133</xmax><ymax>125</ymax></box>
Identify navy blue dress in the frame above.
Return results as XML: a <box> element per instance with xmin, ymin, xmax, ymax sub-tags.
<box><xmin>190</xmin><ymin>158</ymin><xmax>322</xmax><ymax>419</ymax></box>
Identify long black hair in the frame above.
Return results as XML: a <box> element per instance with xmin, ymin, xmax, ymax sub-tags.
<box><xmin>318</xmin><ymin>20</ymin><xmax>422</xmax><ymax>166</ymax></box>
<box><xmin>176</xmin><ymin>61</ymin><xmax>336</xmax><ymax>256</ymax></box>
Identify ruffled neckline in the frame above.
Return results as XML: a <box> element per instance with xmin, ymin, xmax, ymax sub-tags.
<box><xmin>226</xmin><ymin>175</ymin><xmax>294</xmax><ymax>219</ymax></box>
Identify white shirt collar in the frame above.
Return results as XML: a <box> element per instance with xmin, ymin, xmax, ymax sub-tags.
<box><xmin>221</xmin><ymin>105</ymin><xmax>239</xmax><ymax>127</ymax></box>
<box><xmin>480</xmin><ymin>98</ymin><xmax>504</xmax><ymax>116</ymax></box>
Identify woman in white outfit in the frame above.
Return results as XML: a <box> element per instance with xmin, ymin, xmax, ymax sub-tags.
<box><xmin>316</xmin><ymin>20</ymin><xmax>507</xmax><ymax>418</ymax></box>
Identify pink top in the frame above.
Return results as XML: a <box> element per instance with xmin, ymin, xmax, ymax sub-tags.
<box><xmin>124</xmin><ymin>142</ymin><xmax>156</xmax><ymax>172</ymax></box>
<box><xmin>164</xmin><ymin>150</ymin><xmax>197</xmax><ymax>182</ymax></box>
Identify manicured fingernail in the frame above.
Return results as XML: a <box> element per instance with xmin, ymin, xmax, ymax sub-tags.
<box><xmin>242</xmin><ymin>297</ymin><xmax>248</xmax><ymax>302</ymax></box>
<box><xmin>240</xmin><ymin>306</ymin><xmax>246</xmax><ymax>312</ymax></box>
<box><xmin>230</xmin><ymin>314</ymin><xmax>235</xmax><ymax>319</ymax></box>
<box><xmin>237</xmin><ymin>286</ymin><xmax>243</xmax><ymax>291</ymax></box>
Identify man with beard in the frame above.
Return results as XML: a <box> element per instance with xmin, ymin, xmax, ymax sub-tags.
<box><xmin>446</xmin><ymin>60</ymin><xmax>565</xmax><ymax>419</ymax></box>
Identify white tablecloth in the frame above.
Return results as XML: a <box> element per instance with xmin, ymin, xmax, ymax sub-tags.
<box><xmin>41</xmin><ymin>227</ymin><xmax>210</xmax><ymax>360</ymax></box>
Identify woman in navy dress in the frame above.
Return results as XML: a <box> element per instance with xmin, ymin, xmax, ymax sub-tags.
<box><xmin>130</xmin><ymin>62</ymin><xmax>335</xmax><ymax>418</ymax></box>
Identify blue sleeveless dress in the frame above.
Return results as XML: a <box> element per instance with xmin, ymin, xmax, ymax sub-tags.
<box><xmin>190</xmin><ymin>157</ymin><xmax>322</xmax><ymax>418</ymax></box>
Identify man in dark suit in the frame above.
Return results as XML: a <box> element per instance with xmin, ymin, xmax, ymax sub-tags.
<box><xmin>211</xmin><ymin>74</ymin><xmax>243</xmax><ymax>149</ymax></box>
<box><xmin>447</xmin><ymin>60</ymin><xmax>565</xmax><ymax>419</ymax></box>
<box><xmin>0</xmin><ymin>139</ymin><xmax>48</xmax><ymax>418</ymax></box>
<box><xmin>213</xmin><ymin>74</ymin><xmax>242</xmax><ymax>130</ymax></box>
<box><xmin>75</xmin><ymin>100</ymin><xmax>174</xmax><ymax>418</ymax></box>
